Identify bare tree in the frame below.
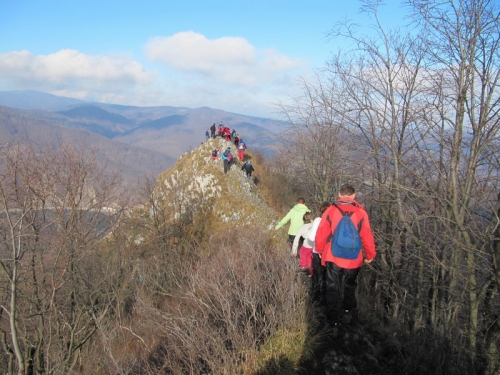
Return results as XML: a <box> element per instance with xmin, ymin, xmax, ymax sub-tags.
<box><xmin>274</xmin><ymin>0</ymin><xmax>500</xmax><ymax>371</ymax></box>
<box><xmin>0</xmin><ymin>142</ymin><xmax>124</xmax><ymax>374</ymax></box>
<box><xmin>406</xmin><ymin>0</ymin><xmax>500</xmax><ymax>363</ymax></box>
<box><xmin>326</xmin><ymin>0</ymin><xmax>433</xmax><ymax>331</ymax></box>
<box><xmin>274</xmin><ymin>74</ymin><xmax>362</xmax><ymax>204</ymax></box>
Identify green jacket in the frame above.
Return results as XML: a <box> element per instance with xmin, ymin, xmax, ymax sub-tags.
<box><xmin>275</xmin><ymin>203</ymin><xmax>311</xmax><ymax>236</ymax></box>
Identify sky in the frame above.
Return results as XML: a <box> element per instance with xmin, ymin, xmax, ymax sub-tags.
<box><xmin>0</xmin><ymin>0</ymin><xmax>408</xmax><ymax>117</ymax></box>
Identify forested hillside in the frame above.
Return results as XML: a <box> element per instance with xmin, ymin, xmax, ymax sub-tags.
<box><xmin>0</xmin><ymin>106</ymin><xmax>176</xmax><ymax>193</ymax></box>
<box><xmin>0</xmin><ymin>138</ymin><xmax>312</xmax><ymax>374</ymax></box>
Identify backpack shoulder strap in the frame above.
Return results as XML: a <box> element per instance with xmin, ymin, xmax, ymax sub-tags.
<box><xmin>333</xmin><ymin>203</ymin><xmax>362</xmax><ymax>230</ymax></box>
<box><xmin>332</xmin><ymin>203</ymin><xmax>350</xmax><ymax>217</ymax></box>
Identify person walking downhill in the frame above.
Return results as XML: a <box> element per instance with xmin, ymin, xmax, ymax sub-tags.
<box><xmin>292</xmin><ymin>212</ymin><xmax>314</xmax><ymax>276</ymax></box>
<box><xmin>275</xmin><ymin>197</ymin><xmax>311</xmax><ymax>248</ymax></box>
<box><xmin>307</xmin><ymin>202</ymin><xmax>332</xmax><ymax>304</ymax></box>
<box><xmin>241</xmin><ymin>161</ymin><xmax>254</xmax><ymax>179</ymax></box>
<box><xmin>221</xmin><ymin>147</ymin><xmax>234</xmax><ymax>174</ymax></box>
<box><xmin>315</xmin><ymin>185</ymin><xmax>376</xmax><ymax>328</ymax></box>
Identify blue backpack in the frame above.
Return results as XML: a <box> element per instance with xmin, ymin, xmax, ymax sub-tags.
<box><xmin>331</xmin><ymin>204</ymin><xmax>362</xmax><ymax>260</ymax></box>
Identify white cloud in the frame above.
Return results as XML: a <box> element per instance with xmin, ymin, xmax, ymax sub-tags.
<box><xmin>0</xmin><ymin>33</ymin><xmax>308</xmax><ymax>117</ymax></box>
<box><xmin>145</xmin><ymin>31</ymin><xmax>306</xmax><ymax>87</ymax></box>
<box><xmin>146</xmin><ymin>31</ymin><xmax>256</xmax><ymax>71</ymax></box>
<box><xmin>0</xmin><ymin>49</ymin><xmax>156</xmax><ymax>88</ymax></box>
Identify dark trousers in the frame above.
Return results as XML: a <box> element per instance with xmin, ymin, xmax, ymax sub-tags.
<box><xmin>324</xmin><ymin>262</ymin><xmax>359</xmax><ymax>322</ymax></box>
<box><xmin>312</xmin><ymin>253</ymin><xmax>325</xmax><ymax>303</ymax></box>
<box><xmin>223</xmin><ymin>160</ymin><xmax>231</xmax><ymax>174</ymax></box>
<box><xmin>286</xmin><ymin>234</ymin><xmax>296</xmax><ymax>254</ymax></box>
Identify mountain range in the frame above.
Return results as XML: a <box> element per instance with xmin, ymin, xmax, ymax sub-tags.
<box><xmin>0</xmin><ymin>90</ymin><xmax>282</xmax><ymax>188</ymax></box>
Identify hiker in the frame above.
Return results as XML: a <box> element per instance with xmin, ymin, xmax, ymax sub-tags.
<box><xmin>221</xmin><ymin>147</ymin><xmax>234</xmax><ymax>174</ymax></box>
<box><xmin>217</xmin><ymin>123</ymin><xmax>224</xmax><ymax>137</ymax></box>
<box><xmin>237</xmin><ymin>138</ymin><xmax>246</xmax><ymax>161</ymax></box>
<box><xmin>205</xmin><ymin>128</ymin><xmax>210</xmax><ymax>141</ymax></box>
<box><xmin>275</xmin><ymin>197</ymin><xmax>311</xmax><ymax>247</ymax></box>
<box><xmin>315</xmin><ymin>184</ymin><xmax>376</xmax><ymax>327</ymax></box>
<box><xmin>234</xmin><ymin>134</ymin><xmax>240</xmax><ymax>147</ymax></box>
<box><xmin>241</xmin><ymin>161</ymin><xmax>254</xmax><ymax>178</ymax></box>
<box><xmin>210</xmin><ymin>123</ymin><xmax>216</xmax><ymax>138</ymax></box>
<box><xmin>231</xmin><ymin>129</ymin><xmax>237</xmax><ymax>142</ymax></box>
<box><xmin>210</xmin><ymin>148</ymin><xmax>219</xmax><ymax>160</ymax></box>
<box><xmin>223</xmin><ymin>126</ymin><xmax>231</xmax><ymax>141</ymax></box>
<box><xmin>292</xmin><ymin>212</ymin><xmax>314</xmax><ymax>276</ymax></box>
<box><xmin>307</xmin><ymin>202</ymin><xmax>332</xmax><ymax>304</ymax></box>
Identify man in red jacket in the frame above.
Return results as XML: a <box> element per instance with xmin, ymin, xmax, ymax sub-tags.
<box><xmin>315</xmin><ymin>184</ymin><xmax>376</xmax><ymax>326</ymax></box>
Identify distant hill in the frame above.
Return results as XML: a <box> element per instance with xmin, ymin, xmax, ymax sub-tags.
<box><xmin>0</xmin><ymin>90</ymin><xmax>89</xmax><ymax>110</ymax></box>
<box><xmin>0</xmin><ymin>106</ymin><xmax>176</xmax><ymax>194</ymax></box>
<box><xmin>54</xmin><ymin>105</ymin><xmax>136</xmax><ymax>137</ymax></box>
<box><xmin>0</xmin><ymin>90</ymin><xmax>283</xmax><ymax>160</ymax></box>
<box><xmin>136</xmin><ymin>114</ymin><xmax>188</xmax><ymax>131</ymax></box>
<box><xmin>57</xmin><ymin>105</ymin><xmax>134</xmax><ymax>125</ymax></box>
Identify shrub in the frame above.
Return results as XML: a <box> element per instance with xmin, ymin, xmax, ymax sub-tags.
<box><xmin>113</xmin><ymin>230</ymin><xmax>310</xmax><ymax>374</ymax></box>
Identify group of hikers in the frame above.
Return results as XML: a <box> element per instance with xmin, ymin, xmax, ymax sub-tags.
<box><xmin>206</xmin><ymin>124</ymin><xmax>375</xmax><ymax>329</ymax></box>
<box><xmin>206</xmin><ymin>123</ymin><xmax>376</xmax><ymax>330</ymax></box>
<box><xmin>275</xmin><ymin>184</ymin><xmax>376</xmax><ymax>329</ymax></box>
<box><xmin>207</xmin><ymin>121</ymin><xmax>253</xmax><ymax>177</ymax></box>
<box><xmin>206</xmin><ymin>121</ymin><xmax>243</xmax><ymax>146</ymax></box>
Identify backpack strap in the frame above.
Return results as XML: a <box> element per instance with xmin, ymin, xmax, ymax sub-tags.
<box><xmin>333</xmin><ymin>203</ymin><xmax>351</xmax><ymax>217</ymax></box>
<box><xmin>332</xmin><ymin>203</ymin><xmax>363</xmax><ymax>231</ymax></box>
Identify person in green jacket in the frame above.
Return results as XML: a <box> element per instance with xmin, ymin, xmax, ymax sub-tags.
<box><xmin>275</xmin><ymin>197</ymin><xmax>311</xmax><ymax>247</ymax></box>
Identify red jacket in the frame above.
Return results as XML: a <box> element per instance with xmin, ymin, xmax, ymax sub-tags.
<box><xmin>315</xmin><ymin>197</ymin><xmax>376</xmax><ymax>269</ymax></box>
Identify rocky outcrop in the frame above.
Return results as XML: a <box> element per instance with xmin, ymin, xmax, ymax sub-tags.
<box><xmin>154</xmin><ymin>137</ymin><xmax>278</xmax><ymax>233</ymax></box>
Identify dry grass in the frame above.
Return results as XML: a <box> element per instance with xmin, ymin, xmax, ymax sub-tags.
<box><xmin>91</xmin><ymin>229</ymin><xmax>313</xmax><ymax>375</ymax></box>
<box><xmin>248</xmin><ymin>151</ymin><xmax>297</xmax><ymax>216</ymax></box>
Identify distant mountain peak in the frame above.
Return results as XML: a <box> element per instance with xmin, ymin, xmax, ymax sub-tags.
<box><xmin>57</xmin><ymin>105</ymin><xmax>133</xmax><ymax>125</ymax></box>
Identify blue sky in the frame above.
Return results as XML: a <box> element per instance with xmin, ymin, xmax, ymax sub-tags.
<box><xmin>0</xmin><ymin>0</ymin><xmax>408</xmax><ymax>117</ymax></box>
